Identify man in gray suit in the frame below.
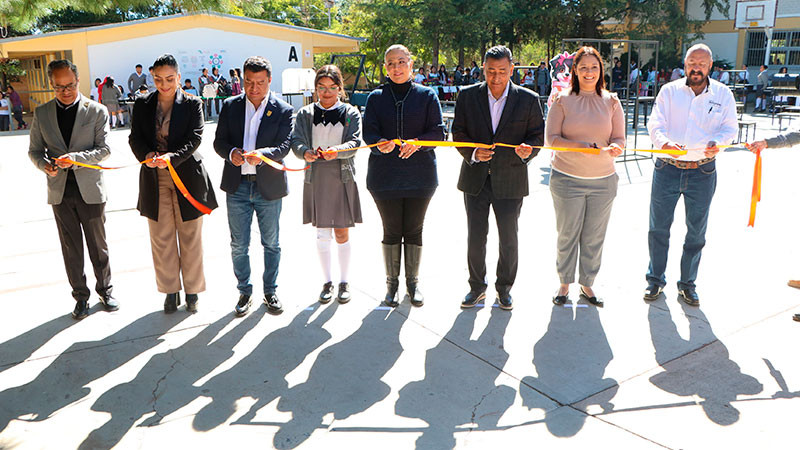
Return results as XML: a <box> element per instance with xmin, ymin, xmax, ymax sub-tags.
<box><xmin>28</xmin><ymin>59</ymin><xmax>118</xmax><ymax>319</ymax></box>
<box><xmin>453</xmin><ymin>45</ymin><xmax>544</xmax><ymax>311</ymax></box>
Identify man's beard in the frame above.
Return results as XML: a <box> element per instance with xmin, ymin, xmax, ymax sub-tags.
<box><xmin>686</xmin><ymin>70</ymin><xmax>708</xmax><ymax>87</ymax></box>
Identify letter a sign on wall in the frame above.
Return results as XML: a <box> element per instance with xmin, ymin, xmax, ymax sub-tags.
<box><xmin>289</xmin><ymin>46</ymin><xmax>299</xmax><ymax>62</ymax></box>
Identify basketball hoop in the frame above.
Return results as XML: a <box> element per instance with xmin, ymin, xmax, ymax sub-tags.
<box><xmin>734</xmin><ymin>0</ymin><xmax>777</xmax><ymax>29</ymax></box>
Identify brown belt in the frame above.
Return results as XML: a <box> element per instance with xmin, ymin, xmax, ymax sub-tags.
<box><xmin>661</xmin><ymin>157</ymin><xmax>715</xmax><ymax>170</ymax></box>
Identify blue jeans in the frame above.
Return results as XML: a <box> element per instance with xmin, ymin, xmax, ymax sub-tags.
<box><xmin>227</xmin><ymin>180</ymin><xmax>282</xmax><ymax>296</ymax></box>
<box><xmin>646</xmin><ymin>158</ymin><xmax>716</xmax><ymax>290</ymax></box>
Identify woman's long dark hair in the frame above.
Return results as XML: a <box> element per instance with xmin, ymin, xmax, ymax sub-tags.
<box><xmin>570</xmin><ymin>46</ymin><xmax>605</xmax><ymax>96</ymax></box>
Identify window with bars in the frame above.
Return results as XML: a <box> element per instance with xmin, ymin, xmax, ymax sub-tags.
<box><xmin>746</xmin><ymin>30</ymin><xmax>800</xmax><ymax>67</ymax></box>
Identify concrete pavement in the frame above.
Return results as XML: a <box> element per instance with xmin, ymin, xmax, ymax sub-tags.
<box><xmin>1</xmin><ymin>110</ymin><xmax>799</xmax><ymax>449</ymax></box>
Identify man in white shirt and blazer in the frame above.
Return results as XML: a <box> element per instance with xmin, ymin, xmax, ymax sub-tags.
<box><xmin>28</xmin><ymin>59</ymin><xmax>119</xmax><ymax>319</ymax></box>
<box><xmin>214</xmin><ymin>56</ymin><xmax>293</xmax><ymax>317</ymax></box>
<box><xmin>644</xmin><ymin>44</ymin><xmax>738</xmax><ymax>306</ymax></box>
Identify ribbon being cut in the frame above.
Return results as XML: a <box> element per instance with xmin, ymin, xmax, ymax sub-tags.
<box><xmin>55</xmin><ymin>140</ymin><xmax>761</xmax><ymax>225</ymax></box>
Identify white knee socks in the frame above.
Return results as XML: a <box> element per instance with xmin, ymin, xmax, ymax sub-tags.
<box><xmin>755</xmin><ymin>98</ymin><xmax>761</xmax><ymax>109</ymax></box>
<box><xmin>338</xmin><ymin>241</ymin><xmax>351</xmax><ymax>283</ymax></box>
<box><xmin>111</xmin><ymin>115</ymin><xmax>117</xmax><ymax>127</ymax></box>
<box><xmin>317</xmin><ymin>228</ymin><xmax>332</xmax><ymax>283</ymax></box>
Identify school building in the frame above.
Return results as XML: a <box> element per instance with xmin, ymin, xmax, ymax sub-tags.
<box><xmin>0</xmin><ymin>11</ymin><xmax>363</xmax><ymax>111</ymax></box>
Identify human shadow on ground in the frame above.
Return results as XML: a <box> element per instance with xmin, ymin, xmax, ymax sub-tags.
<box><xmin>394</xmin><ymin>308</ymin><xmax>515</xmax><ymax>449</ymax></box>
<box><xmin>192</xmin><ymin>302</ymin><xmax>337</xmax><ymax>435</ymax></box>
<box><xmin>266</xmin><ymin>304</ymin><xmax>409</xmax><ymax>449</ymax></box>
<box><xmin>0</xmin><ymin>314</ymin><xmax>79</xmax><ymax>374</ymax></box>
<box><xmin>647</xmin><ymin>300</ymin><xmax>763</xmax><ymax>425</ymax></box>
<box><xmin>0</xmin><ymin>311</ymin><xmax>189</xmax><ymax>434</ymax></box>
<box><xmin>77</xmin><ymin>311</ymin><xmax>258</xmax><ymax>449</ymax></box>
<box><xmin>520</xmin><ymin>303</ymin><xmax>617</xmax><ymax>437</ymax></box>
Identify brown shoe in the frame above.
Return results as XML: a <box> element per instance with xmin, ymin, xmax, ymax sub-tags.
<box><xmin>788</xmin><ymin>280</ymin><xmax>800</xmax><ymax>290</ymax></box>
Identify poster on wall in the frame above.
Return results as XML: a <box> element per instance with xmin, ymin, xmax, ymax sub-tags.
<box><xmin>88</xmin><ymin>28</ymin><xmax>301</xmax><ymax>97</ymax></box>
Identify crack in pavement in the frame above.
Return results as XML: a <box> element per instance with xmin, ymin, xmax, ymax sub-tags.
<box><xmin>149</xmin><ymin>349</ymin><xmax>180</xmax><ymax>424</ymax></box>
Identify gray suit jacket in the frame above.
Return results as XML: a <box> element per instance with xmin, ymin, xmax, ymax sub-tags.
<box><xmin>28</xmin><ymin>94</ymin><xmax>111</xmax><ymax>205</ymax></box>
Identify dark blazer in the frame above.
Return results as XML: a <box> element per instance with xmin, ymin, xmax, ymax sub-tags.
<box><xmin>453</xmin><ymin>82</ymin><xmax>545</xmax><ymax>199</ymax></box>
<box><xmin>213</xmin><ymin>92</ymin><xmax>293</xmax><ymax>201</ymax></box>
<box><xmin>129</xmin><ymin>89</ymin><xmax>218</xmax><ymax>222</ymax></box>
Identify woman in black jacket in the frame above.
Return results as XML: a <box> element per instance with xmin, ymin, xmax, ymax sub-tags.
<box><xmin>363</xmin><ymin>44</ymin><xmax>446</xmax><ymax>308</ymax></box>
<box><xmin>129</xmin><ymin>54</ymin><xmax>218</xmax><ymax>313</ymax></box>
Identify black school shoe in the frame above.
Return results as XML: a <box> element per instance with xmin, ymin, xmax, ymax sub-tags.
<box><xmin>679</xmin><ymin>288</ymin><xmax>700</xmax><ymax>307</ymax></box>
<box><xmin>264</xmin><ymin>293</ymin><xmax>283</xmax><ymax>315</ymax></box>
<box><xmin>497</xmin><ymin>294</ymin><xmax>513</xmax><ymax>311</ymax></box>
<box><xmin>99</xmin><ymin>294</ymin><xmax>119</xmax><ymax>312</ymax></box>
<box><xmin>319</xmin><ymin>282</ymin><xmax>334</xmax><ymax>304</ymax></box>
<box><xmin>461</xmin><ymin>290</ymin><xmax>486</xmax><ymax>309</ymax></box>
<box><xmin>337</xmin><ymin>283</ymin><xmax>351</xmax><ymax>304</ymax></box>
<box><xmin>72</xmin><ymin>300</ymin><xmax>90</xmax><ymax>320</ymax></box>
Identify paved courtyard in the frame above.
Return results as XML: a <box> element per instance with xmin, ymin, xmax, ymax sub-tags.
<box><xmin>1</xmin><ymin>109</ymin><xmax>799</xmax><ymax>449</ymax></box>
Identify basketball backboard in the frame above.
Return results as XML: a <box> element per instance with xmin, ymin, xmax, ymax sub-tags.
<box><xmin>735</xmin><ymin>0</ymin><xmax>778</xmax><ymax>29</ymax></box>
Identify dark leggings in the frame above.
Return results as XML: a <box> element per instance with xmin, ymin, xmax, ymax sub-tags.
<box><xmin>373</xmin><ymin>197</ymin><xmax>432</xmax><ymax>246</ymax></box>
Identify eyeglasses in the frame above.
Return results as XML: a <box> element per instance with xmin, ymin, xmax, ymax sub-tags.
<box><xmin>316</xmin><ymin>85</ymin><xmax>340</xmax><ymax>93</ymax></box>
<box><xmin>53</xmin><ymin>83</ymin><xmax>78</xmax><ymax>93</ymax></box>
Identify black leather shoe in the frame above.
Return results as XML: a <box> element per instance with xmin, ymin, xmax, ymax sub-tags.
<box><xmin>337</xmin><ymin>282</ymin><xmax>351</xmax><ymax>304</ymax></box>
<box><xmin>72</xmin><ymin>300</ymin><xmax>90</xmax><ymax>320</ymax></box>
<box><xmin>99</xmin><ymin>294</ymin><xmax>119</xmax><ymax>312</ymax></box>
<box><xmin>185</xmin><ymin>294</ymin><xmax>198</xmax><ymax>312</ymax></box>
<box><xmin>679</xmin><ymin>288</ymin><xmax>700</xmax><ymax>306</ymax></box>
<box><xmin>319</xmin><ymin>282</ymin><xmax>334</xmax><ymax>304</ymax></box>
<box><xmin>793</xmin><ymin>313</ymin><xmax>800</xmax><ymax>322</ymax></box>
<box><xmin>264</xmin><ymin>293</ymin><xmax>283</xmax><ymax>315</ymax></box>
<box><xmin>164</xmin><ymin>293</ymin><xmax>181</xmax><ymax>313</ymax></box>
<box><xmin>580</xmin><ymin>287</ymin><xmax>603</xmax><ymax>308</ymax></box>
<box><xmin>497</xmin><ymin>294</ymin><xmax>513</xmax><ymax>311</ymax></box>
<box><xmin>235</xmin><ymin>294</ymin><xmax>252</xmax><ymax>317</ymax></box>
<box><xmin>461</xmin><ymin>291</ymin><xmax>486</xmax><ymax>309</ymax></box>
<box><xmin>552</xmin><ymin>294</ymin><xmax>568</xmax><ymax>305</ymax></box>
<box><xmin>643</xmin><ymin>284</ymin><xmax>663</xmax><ymax>301</ymax></box>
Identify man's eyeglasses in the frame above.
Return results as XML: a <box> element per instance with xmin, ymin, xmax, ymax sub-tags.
<box><xmin>53</xmin><ymin>83</ymin><xmax>78</xmax><ymax>93</ymax></box>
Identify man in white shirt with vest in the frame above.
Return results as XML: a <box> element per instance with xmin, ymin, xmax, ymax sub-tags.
<box><xmin>644</xmin><ymin>43</ymin><xmax>738</xmax><ymax>306</ymax></box>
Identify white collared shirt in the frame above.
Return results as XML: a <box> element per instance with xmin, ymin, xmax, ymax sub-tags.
<box><xmin>647</xmin><ymin>78</ymin><xmax>738</xmax><ymax>162</ymax></box>
<box><xmin>488</xmin><ymin>81</ymin><xmax>510</xmax><ymax>133</ymax></box>
<box><xmin>231</xmin><ymin>93</ymin><xmax>269</xmax><ymax>175</ymax></box>
<box><xmin>472</xmin><ymin>82</ymin><xmax>511</xmax><ymax>163</ymax></box>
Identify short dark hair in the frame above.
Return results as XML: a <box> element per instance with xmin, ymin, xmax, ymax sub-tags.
<box><xmin>484</xmin><ymin>45</ymin><xmax>512</xmax><ymax>64</ymax></box>
<box><xmin>153</xmin><ymin>54</ymin><xmax>179</xmax><ymax>71</ymax></box>
<box><xmin>135</xmin><ymin>64</ymin><xmax>142</xmax><ymax>69</ymax></box>
<box><xmin>139</xmin><ymin>84</ymin><xmax>148</xmax><ymax>91</ymax></box>
<box><xmin>47</xmin><ymin>59</ymin><xmax>79</xmax><ymax>79</ymax></box>
<box><xmin>148</xmin><ymin>66</ymin><xmax>154</xmax><ymax>71</ymax></box>
<box><xmin>243</xmin><ymin>56</ymin><xmax>272</xmax><ymax>77</ymax></box>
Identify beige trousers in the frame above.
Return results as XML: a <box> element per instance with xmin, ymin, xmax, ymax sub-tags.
<box><xmin>148</xmin><ymin>169</ymin><xmax>206</xmax><ymax>294</ymax></box>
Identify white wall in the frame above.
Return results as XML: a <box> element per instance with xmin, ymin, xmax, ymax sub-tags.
<box><xmin>687</xmin><ymin>33</ymin><xmax>740</xmax><ymax>66</ymax></box>
<box><xmin>687</xmin><ymin>0</ymin><xmax>800</xmax><ymax>21</ymax></box>
<box><xmin>87</xmin><ymin>27</ymin><xmax>302</xmax><ymax>96</ymax></box>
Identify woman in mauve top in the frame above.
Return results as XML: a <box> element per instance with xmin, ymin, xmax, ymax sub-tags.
<box><xmin>544</xmin><ymin>46</ymin><xmax>625</xmax><ymax>307</ymax></box>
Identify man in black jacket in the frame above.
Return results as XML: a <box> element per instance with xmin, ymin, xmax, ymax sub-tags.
<box><xmin>214</xmin><ymin>56</ymin><xmax>293</xmax><ymax>317</ymax></box>
<box><xmin>453</xmin><ymin>45</ymin><xmax>545</xmax><ymax>310</ymax></box>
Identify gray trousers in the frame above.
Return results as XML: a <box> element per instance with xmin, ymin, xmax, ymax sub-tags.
<box><xmin>550</xmin><ymin>170</ymin><xmax>617</xmax><ymax>286</ymax></box>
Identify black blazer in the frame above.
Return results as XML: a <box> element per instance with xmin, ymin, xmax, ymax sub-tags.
<box><xmin>129</xmin><ymin>89</ymin><xmax>218</xmax><ymax>222</ymax></box>
<box><xmin>453</xmin><ymin>83</ymin><xmax>544</xmax><ymax>199</ymax></box>
<box><xmin>213</xmin><ymin>92</ymin><xmax>293</xmax><ymax>201</ymax></box>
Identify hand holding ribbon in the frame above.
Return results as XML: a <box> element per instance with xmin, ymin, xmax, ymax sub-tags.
<box><xmin>515</xmin><ymin>143</ymin><xmax>533</xmax><ymax>160</ymax></box>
